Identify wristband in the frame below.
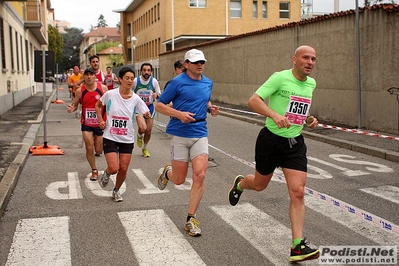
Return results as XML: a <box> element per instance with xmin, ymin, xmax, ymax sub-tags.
<box><xmin>207</xmin><ymin>107</ymin><xmax>211</xmax><ymax>114</ymax></box>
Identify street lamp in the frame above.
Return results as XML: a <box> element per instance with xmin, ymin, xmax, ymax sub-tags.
<box><xmin>131</xmin><ymin>36</ymin><xmax>138</xmax><ymax>75</ymax></box>
<box><xmin>118</xmin><ymin>44</ymin><xmax>123</xmax><ymax>67</ymax></box>
<box><xmin>110</xmin><ymin>49</ymin><xmax>114</xmax><ymax>66</ymax></box>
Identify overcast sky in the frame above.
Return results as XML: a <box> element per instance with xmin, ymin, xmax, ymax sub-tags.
<box><xmin>51</xmin><ymin>0</ymin><xmax>366</xmax><ymax>33</ymax></box>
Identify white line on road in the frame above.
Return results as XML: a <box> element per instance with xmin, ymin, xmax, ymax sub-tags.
<box><xmin>360</xmin><ymin>185</ymin><xmax>399</xmax><ymax>205</ymax></box>
<box><xmin>118</xmin><ymin>209</ymin><xmax>206</xmax><ymax>266</ymax></box>
<box><xmin>85</xmin><ymin>172</ymin><xmax>126</xmax><ymax>197</ymax></box>
<box><xmin>210</xmin><ymin>203</ymin><xmax>319</xmax><ymax>265</ymax></box>
<box><xmin>308</xmin><ymin>156</ymin><xmax>369</xmax><ymax>177</ymax></box>
<box><xmin>132</xmin><ymin>168</ymin><xmax>170</xmax><ymax>194</ymax></box>
<box><xmin>6</xmin><ymin>216</ymin><xmax>71</xmax><ymax>266</ymax></box>
<box><xmin>45</xmin><ymin>172</ymin><xmax>82</xmax><ymax>200</ymax></box>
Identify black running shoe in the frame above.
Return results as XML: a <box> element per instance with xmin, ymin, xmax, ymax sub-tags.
<box><xmin>228</xmin><ymin>175</ymin><xmax>244</xmax><ymax>206</ymax></box>
<box><xmin>289</xmin><ymin>238</ymin><xmax>319</xmax><ymax>262</ymax></box>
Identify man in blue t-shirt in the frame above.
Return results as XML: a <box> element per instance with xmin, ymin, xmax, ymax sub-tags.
<box><xmin>156</xmin><ymin>49</ymin><xmax>219</xmax><ymax>237</ymax></box>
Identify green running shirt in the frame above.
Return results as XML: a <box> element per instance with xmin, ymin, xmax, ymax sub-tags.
<box><xmin>255</xmin><ymin>69</ymin><xmax>316</xmax><ymax>138</ymax></box>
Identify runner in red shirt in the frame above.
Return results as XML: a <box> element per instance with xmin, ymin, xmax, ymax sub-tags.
<box><xmin>67</xmin><ymin>68</ymin><xmax>108</xmax><ymax>181</ymax></box>
<box><xmin>105</xmin><ymin>66</ymin><xmax>119</xmax><ymax>90</ymax></box>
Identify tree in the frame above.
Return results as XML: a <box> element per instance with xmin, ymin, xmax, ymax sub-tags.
<box><xmin>59</xmin><ymin>27</ymin><xmax>84</xmax><ymax>72</ymax></box>
<box><xmin>97</xmin><ymin>14</ymin><xmax>108</xmax><ymax>27</ymax></box>
<box><xmin>48</xmin><ymin>25</ymin><xmax>63</xmax><ymax>64</ymax></box>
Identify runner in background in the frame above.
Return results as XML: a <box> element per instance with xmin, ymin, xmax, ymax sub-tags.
<box><xmin>133</xmin><ymin>63</ymin><xmax>161</xmax><ymax>158</ymax></box>
<box><xmin>67</xmin><ymin>66</ymin><xmax>82</xmax><ymax>117</ymax></box>
<box><xmin>67</xmin><ymin>68</ymin><xmax>108</xmax><ymax>181</ymax></box>
<box><xmin>163</xmin><ymin>60</ymin><xmax>185</xmax><ymax>91</ymax></box>
<box><xmin>105</xmin><ymin>66</ymin><xmax>119</xmax><ymax>90</ymax></box>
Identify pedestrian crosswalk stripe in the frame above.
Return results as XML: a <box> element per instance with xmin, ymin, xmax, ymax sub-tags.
<box><xmin>360</xmin><ymin>185</ymin><xmax>399</xmax><ymax>205</ymax></box>
<box><xmin>118</xmin><ymin>209</ymin><xmax>206</xmax><ymax>265</ymax></box>
<box><xmin>210</xmin><ymin>203</ymin><xmax>297</xmax><ymax>265</ymax></box>
<box><xmin>6</xmin><ymin>216</ymin><xmax>71</xmax><ymax>266</ymax></box>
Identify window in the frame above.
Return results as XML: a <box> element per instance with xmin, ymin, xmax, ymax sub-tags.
<box><xmin>262</xmin><ymin>1</ymin><xmax>267</xmax><ymax>18</ymax></box>
<box><xmin>279</xmin><ymin>2</ymin><xmax>290</xmax><ymax>19</ymax></box>
<box><xmin>189</xmin><ymin>0</ymin><xmax>206</xmax><ymax>7</ymax></box>
<box><xmin>0</xmin><ymin>18</ymin><xmax>6</xmax><ymax>70</ymax></box>
<box><xmin>127</xmin><ymin>23</ymin><xmax>132</xmax><ymax>36</ymax></box>
<box><xmin>15</xmin><ymin>32</ymin><xmax>19</xmax><ymax>71</ymax></box>
<box><xmin>20</xmin><ymin>35</ymin><xmax>23</xmax><ymax>72</ymax></box>
<box><xmin>230</xmin><ymin>0</ymin><xmax>242</xmax><ymax>18</ymax></box>
<box><xmin>25</xmin><ymin>40</ymin><xmax>29</xmax><ymax>71</ymax></box>
<box><xmin>253</xmin><ymin>1</ymin><xmax>258</xmax><ymax>18</ymax></box>
<box><xmin>9</xmin><ymin>26</ymin><xmax>14</xmax><ymax>71</ymax></box>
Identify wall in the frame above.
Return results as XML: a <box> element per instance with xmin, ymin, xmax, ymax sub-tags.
<box><xmin>159</xmin><ymin>6</ymin><xmax>399</xmax><ymax>134</ymax></box>
<box><xmin>0</xmin><ymin>3</ymin><xmax>43</xmax><ymax>116</ymax></box>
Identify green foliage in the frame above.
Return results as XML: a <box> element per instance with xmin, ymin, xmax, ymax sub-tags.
<box><xmin>107</xmin><ymin>54</ymin><xmax>124</xmax><ymax>67</ymax></box>
<box><xmin>95</xmin><ymin>41</ymin><xmax>120</xmax><ymax>53</ymax></box>
<box><xmin>59</xmin><ymin>27</ymin><xmax>84</xmax><ymax>72</ymax></box>
<box><xmin>97</xmin><ymin>14</ymin><xmax>108</xmax><ymax>27</ymax></box>
<box><xmin>48</xmin><ymin>25</ymin><xmax>63</xmax><ymax>63</ymax></box>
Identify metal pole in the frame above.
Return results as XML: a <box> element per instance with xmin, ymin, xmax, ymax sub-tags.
<box><xmin>171</xmin><ymin>0</ymin><xmax>174</xmax><ymax>50</ymax></box>
<box><xmin>55</xmin><ymin>63</ymin><xmax>59</xmax><ymax>100</ymax></box>
<box><xmin>42</xmin><ymin>47</ymin><xmax>48</xmax><ymax>148</ymax></box>
<box><xmin>356</xmin><ymin>0</ymin><xmax>362</xmax><ymax>129</ymax></box>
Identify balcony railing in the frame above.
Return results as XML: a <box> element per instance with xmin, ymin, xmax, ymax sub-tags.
<box><xmin>24</xmin><ymin>1</ymin><xmax>47</xmax><ymax>45</ymax></box>
<box><xmin>25</xmin><ymin>1</ymin><xmax>42</xmax><ymax>22</ymax></box>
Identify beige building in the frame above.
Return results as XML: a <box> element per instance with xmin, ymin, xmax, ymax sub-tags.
<box><xmin>80</xmin><ymin>27</ymin><xmax>121</xmax><ymax>69</ymax></box>
<box><xmin>117</xmin><ymin>0</ymin><xmax>302</xmax><ymax>79</ymax></box>
<box><xmin>0</xmin><ymin>0</ymin><xmax>50</xmax><ymax>115</ymax></box>
<box><xmin>54</xmin><ymin>20</ymin><xmax>70</xmax><ymax>34</ymax></box>
<box><xmin>47</xmin><ymin>8</ymin><xmax>70</xmax><ymax>33</ymax></box>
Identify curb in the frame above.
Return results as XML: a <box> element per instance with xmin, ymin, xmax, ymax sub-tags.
<box><xmin>0</xmin><ymin>89</ymin><xmax>57</xmax><ymax>215</ymax></box>
<box><xmin>219</xmin><ymin>110</ymin><xmax>399</xmax><ymax>163</ymax></box>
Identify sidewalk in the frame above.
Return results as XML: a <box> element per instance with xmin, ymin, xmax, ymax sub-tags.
<box><xmin>0</xmin><ymin>85</ymin><xmax>60</xmax><ymax>214</ymax></box>
<box><xmin>1</xmin><ymin>87</ymin><xmax>399</xmax><ymax>215</ymax></box>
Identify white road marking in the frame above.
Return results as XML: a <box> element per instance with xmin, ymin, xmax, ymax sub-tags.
<box><xmin>329</xmin><ymin>154</ymin><xmax>393</xmax><ymax>173</ymax></box>
<box><xmin>132</xmin><ymin>168</ymin><xmax>169</xmax><ymax>194</ymax></box>
<box><xmin>85</xmin><ymin>171</ymin><xmax>126</xmax><ymax>197</ymax></box>
<box><xmin>118</xmin><ymin>210</ymin><xmax>206</xmax><ymax>265</ymax></box>
<box><xmin>308</xmin><ymin>156</ymin><xmax>369</xmax><ymax>176</ymax></box>
<box><xmin>210</xmin><ymin>203</ymin><xmax>319</xmax><ymax>265</ymax></box>
<box><xmin>6</xmin><ymin>216</ymin><xmax>71</xmax><ymax>266</ymax></box>
<box><xmin>45</xmin><ymin>172</ymin><xmax>83</xmax><ymax>199</ymax></box>
<box><xmin>360</xmin><ymin>185</ymin><xmax>399</xmax><ymax>205</ymax></box>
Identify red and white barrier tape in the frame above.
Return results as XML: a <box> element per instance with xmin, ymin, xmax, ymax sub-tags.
<box><xmin>218</xmin><ymin>106</ymin><xmax>399</xmax><ymax>141</ymax></box>
<box><xmin>155</xmin><ymin>119</ymin><xmax>399</xmax><ymax>236</ymax></box>
<box><xmin>318</xmin><ymin>124</ymin><xmax>399</xmax><ymax>141</ymax></box>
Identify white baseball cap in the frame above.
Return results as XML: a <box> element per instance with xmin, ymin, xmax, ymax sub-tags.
<box><xmin>184</xmin><ymin>49</ymin><xmax>207</xmax><ymax>62</ymax></box>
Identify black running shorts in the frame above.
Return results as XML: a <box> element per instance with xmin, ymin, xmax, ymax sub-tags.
<box><xmin>255</xmin><ymin>127</ymin><xmax>307</xmax><ymax>175</ymax></box>
<box><xmin>103</xmin><ymin>138</ymin><xmax>134</xmax><ymax>154</ymax></box>
<box><xmin>81</xmin><ymin>124</ymin><xmax>103</xmax><ymax>136</ymax></box>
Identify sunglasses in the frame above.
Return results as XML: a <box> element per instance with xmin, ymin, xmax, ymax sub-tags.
<box><xmin>189</xmin><ymin>60</ymin><xmax>206</xmax><ymax>65</ymax></box>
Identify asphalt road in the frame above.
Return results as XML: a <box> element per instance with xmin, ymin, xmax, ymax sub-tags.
<box><xmin>0</xmin><ymin>87</ymin><xmax>398</xmax><ymax>265</ymax></box>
